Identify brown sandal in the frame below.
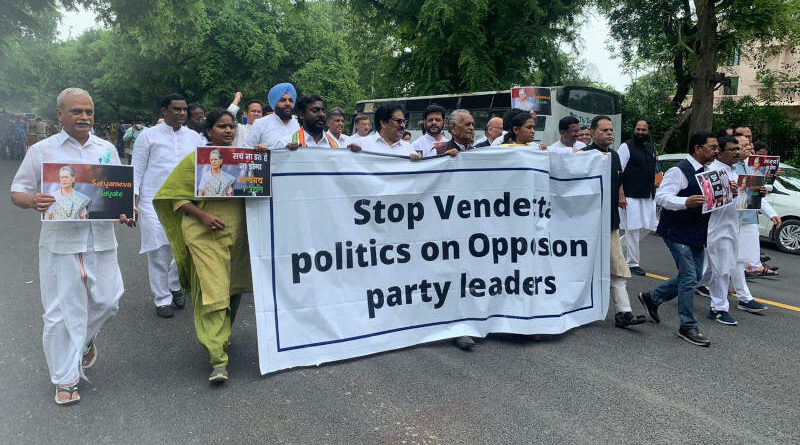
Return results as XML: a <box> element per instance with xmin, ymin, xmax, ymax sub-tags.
<box><xmin>54</xmin><ymin>383</ymin><xmax>80</xmax><ymax>406</ymax></box>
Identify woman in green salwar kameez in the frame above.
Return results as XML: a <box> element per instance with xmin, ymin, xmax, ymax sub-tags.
<box><xmin>154</xmin><ymin>109</ymin><xmax>252</xmax><ymax>383</ymax></box>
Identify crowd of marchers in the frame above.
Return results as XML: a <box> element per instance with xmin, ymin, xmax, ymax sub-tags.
<box><xmin>9</xmin><ymin>83</ymin><xmax>783</xmax><ymax>406</ymax></box>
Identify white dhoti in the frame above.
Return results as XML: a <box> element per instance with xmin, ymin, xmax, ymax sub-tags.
<box><xmin>146</xmin><ymin>245</ymin><xmax>180</xmax><ymax>307</ymax></box>
<box><xmin>620</xmin><ymin>197</ymin><xmax>657</xmax><ymax>267</ymax></box>
<box><xmin>39</xmin><ymin>242</ymin><xmax>123</xmax><ymax>385</ymax></box>
<box><xmin>738</xmin><ymin>224</ymin><xmax>762</xmax><ymax>271</ymax></box>
<box><xmin>139</xmin><ymin>198</ymin><xmax>180</xmax><ymax>306</ymax></box>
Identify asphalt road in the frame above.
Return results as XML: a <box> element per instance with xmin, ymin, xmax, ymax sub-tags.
<box><xmin>1</xmin><ymin>158</ymin><xmax>798</xmax><ymax>445</ymax></box>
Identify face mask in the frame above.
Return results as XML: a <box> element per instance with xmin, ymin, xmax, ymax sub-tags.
<box><xmin>136</xmin><ymin>124</ymin><xmax>144</xmax><ymax>129</ymax></box>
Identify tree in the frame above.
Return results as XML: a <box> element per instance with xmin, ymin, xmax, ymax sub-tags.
<box><xmin>344</xmin><ymin>0</ymin><xmax>590</xmax><ymax>96</ymax></box>
<box><xmin>597</xmin><ymin>0</ymin><xmax>800</xmax><ymax>145</ymax></box>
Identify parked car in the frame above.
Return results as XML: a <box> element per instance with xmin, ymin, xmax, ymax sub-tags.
<box><xmin>656</xmin><ymin>153</ymin><xmax>800</xmax><ymax>254</ymax></box>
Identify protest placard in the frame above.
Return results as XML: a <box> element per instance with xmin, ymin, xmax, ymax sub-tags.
<box><xmin>695</xmin><ymin>169</ymin><xmax>733</xmax><ymax>214</ymax></box>
<box><xmin>195</xmin><ymin>146</ymin><xmax>270</xmax><ymax>198</ymax></box>
<box><xmin>245</xmin><ymin>148</ymin><xmax>610</xmax><ymax>374</ymax></box>
<box><xmin>41</xmin><ymin>162</ymin><xmax>133</xmax><ymax>221</ymax></box>
<box><xmin>510</xmin><ymin>87</ymin><xmax>552</xmax><ymax>116</ymax></box>
<box><xmin>746</xmin><ymin>155</ymin><xmax>779</xmax><ymax>184</ymax></box>
<box><xmin>736</xmin><ymin>174</ymin><xmax>764</xmax><ymax>210</ymax></box>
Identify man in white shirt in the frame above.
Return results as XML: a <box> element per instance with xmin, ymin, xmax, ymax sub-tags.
<box><xmin>244</xmin><ymin>82</ymin><xmax>300</xmax><ymax>150</ymax></box>
<box><xmin>277</xmin><ymin>95</ymin><xmax>341</xmax><ymax>149</ymax></box>
<box><xmin>411</xmin><ymin>104</ymin><xmax>449</xmax><ymax>158</ymax></box>
<box><xmin>325</xmin><ymin>107</ymin><xmax>349</xmax><ymax>147</ymax></box>
<box><xmin>473</xmin><ymin>117</ymin><xmax>503</xmax><ymax>148</ymax></box>
<box><xmin>226</xmin><ymin>92</ymin><xmax>264</xmax><ymax>147</ymax></box>
<box><xmin>10</xmin><ymin>88</ymin><xmax>134</xmax><ymax>405</ymax></box>
<box><xmin>350</xmin><ymin>102</ymin><xmax>420</xmax><ymax>160</ymax></box>
<box><xmin>699</xmin><ymin>136</ymin><xmax>769</xmax><ymax>326</ymax></box>
<box><xmin>133</xmin><ymin>94</ymin><xmax>205</xmax><ymax>318</ymax></box>
<box><xmin>547</xmin><ymin>116</ymin><xmax>586</xmax><ymax>154</ymax></box>
<box><xmin>639</xmin><ymin>131</ymin><xmax>717</xmax><ymax>347</ymax></box>
<box><xmin>345</xmin><ymin>114</ymin><xmax>372</xmax><ymax>146</ymax></box>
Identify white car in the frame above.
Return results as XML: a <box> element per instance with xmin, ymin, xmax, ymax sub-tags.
<box><xmin>657</xmin><ymin>153</ymin><xmax>800</xmax><ymax>254</ymax></box>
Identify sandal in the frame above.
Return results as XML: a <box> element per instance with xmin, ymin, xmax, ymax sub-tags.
<box><xmin>54</xmin><ymin>383</ymin><xmax>80</xmax><ymax>406</ymax></box>
<box><xmin>755</xmin><ymin>266</ymin><xmax>778</xmax><ymax>276</ymax></box>
<box><xmin>82</xmin><ymin>340</ymin><xmax>97</xmax><ymax>369</ymax></box>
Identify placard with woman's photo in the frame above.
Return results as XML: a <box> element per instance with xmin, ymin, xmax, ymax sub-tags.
<box><xmin>194</xmin><ymin>146</ymin><xmax>271</xmax><ymax>198</ymax></box>
<box><xmin>41</xmin><ymin>162</ymin><xmax>134</xmax><ymax>221</ymax></box>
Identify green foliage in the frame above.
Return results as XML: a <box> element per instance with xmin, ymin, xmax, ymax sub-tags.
<box><xmin>715</xmin><ymin>96</ymin><xmax>800</xmax><ymax>161</ymax></box>
<box><xmin>344</xmin><ymin>0</ymin><xmax>590</xmax><ymax>96</ymax></box>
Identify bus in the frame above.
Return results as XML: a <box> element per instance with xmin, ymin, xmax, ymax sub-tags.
<box><xmin>351</xmin><ymin>86</ymin><xmax>622</xmax><ymax>147</ymax></box>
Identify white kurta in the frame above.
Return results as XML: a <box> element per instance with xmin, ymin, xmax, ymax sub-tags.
<box><xmin>705</xmin><ymin>160</ymin><xmax>740</xmax><ymax>276</ymax></box>
<box><xmin>618</xmin><ymin>142</ymin><xmax>658</xmax><ymax>231</ymax></box>
<box><xmin>357</xmin><ymin>133</ymin><xmax>416</xmax><ymax>157</ymax></box>
<box><xmin>412</xmin><ymin>133</ymin><xmax>449</xmax><ymax>158</ymax></box>
<box><xmin>132</xmin><ymin>123</ymin><xmax>204</xmax><ymax>253</ymax></box>
<box><xmin>276</xmin><ymin>129</ymin><xmax>338</xmax><ymax>149</ymax></box>
<box><xmin>326</xmin><ymin>130</ymin><xmax>348</xmax><ymax>148</ymax></box>
<box><xmin>243</xmin><ymin>113</ymin><xmax>300</xmax><ymax>149</ymax></box>
<box><xmin>547</xmin><ymin>139</ymin><xmax>586</xmax><ymax>154</ymax></box>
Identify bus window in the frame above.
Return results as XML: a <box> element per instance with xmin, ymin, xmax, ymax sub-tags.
<box><xmin>432</xmin><ymin>97</ymin><xmax>459</xmax><ymax>110</ymax></box>
<box><xmin>491</xmin><ymin>92</ymin><xmax>511</xmax><ymax>108</ymax></box>
<box><xmin>460</xmin><ymin>94</ymin><xmax>493</xmax><ymax>109</ymax></box>
<box><xmin>407</xmin><ymin>111</ymin><xmax>424</xmax><ymax>131</ymax></box>
<box><xmin>557</xmin><ymin>87</ymin><xmax>618</xmax><ymax>115</ymax></box>
<box><xmin>405</xmin><ymin>99</ymin><xmax>427</xmax><ymax>112</ymax></box>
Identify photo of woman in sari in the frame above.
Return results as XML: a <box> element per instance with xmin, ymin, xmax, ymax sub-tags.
<box><xmin>197</xmin><ymin>149</ymin><xmax>235</xmax><ymax>197</ymax></box>
<box><xmin>44</xmin><ymin>165</ymin><xmax>90</xmax><ymax>220</ymax></box>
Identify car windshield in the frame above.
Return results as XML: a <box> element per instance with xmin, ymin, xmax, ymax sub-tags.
<box><xmin>776</xmin><ymin>166</ymin><xmax>800</xmax><ymax>192</ymax></box>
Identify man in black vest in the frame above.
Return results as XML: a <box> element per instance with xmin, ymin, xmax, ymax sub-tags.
<box><xmin>619</xmin><ymin>119</ymin><xmax>658</xmax><ymax>276</ymax></box>
<box><xmin>639</xmin><ymin>132</ymin><xmax>718</xmax><ymax>347</ymax></box>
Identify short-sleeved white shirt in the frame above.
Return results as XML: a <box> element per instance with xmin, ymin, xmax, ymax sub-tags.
<box><xmin>11</xmin><ymin>131</ymin><xmax>120</xmax><ymax>254</ymax></box>
<box><xmin>357</xmin><ymin>133</ymin><xmax>415</xmax><ymax>157</ymax></box>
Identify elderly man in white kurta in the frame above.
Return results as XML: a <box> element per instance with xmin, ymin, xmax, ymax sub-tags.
<box><xmin>700</xmin><ymin>137</ymin><xmax>769</xmax><ymax>326</ymax></box>
<box><xmin>133</xmin><ymin>93</ymin><xmax>205</xmax><ymax>318</ymax></box>
<box><xmin>10</xmin><ymin>88</ymin><xmax>131</xmax><ymax>405</ymax></box>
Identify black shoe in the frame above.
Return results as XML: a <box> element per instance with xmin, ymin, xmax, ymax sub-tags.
<box><xmin>760</xmin><ymin>254</ymin><xmax>771</xmax><ymax>263</ymax></box>
<box><xmin>695</xmin><ymin>286</ymin><xmax>710</xmax><ymax>298</ymax></box>
<box><xmin>637</xmin><ymin>292</ymin><xmax>660</xmax><ymax>323</ymax></box>
<box><xmin>629</xmin><ymin>266</ymin><xmax>646</xmax><ymax>276</ymax></box>
<box><xmin>614</xmin><ymin>311</ymin><xmax>647</xmax><ymax>328</ymax></box>
<box><xmin>678</xmin><ymin>327</ymin><xmax>711</xmax><ymax>347</ymax></box>
<box><xmin>156</xmin><ymin>305</ymin><xmax>174</xmax><ymax>318</ymax></box>
<box><xmin>454</xmin><ymin>336</ymin><xmax>476</xmax><ymax>350</ymax></box>
<box><xmin>171</xmin><ymin>290</ymin><xmax>186</xmax><ymax>309</ymax></box>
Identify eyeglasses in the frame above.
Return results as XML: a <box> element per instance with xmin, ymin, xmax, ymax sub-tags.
<box><xmin>390</xmin><ymin>118</ymin><xmax>409</xmax><ymax>126</ymax></box>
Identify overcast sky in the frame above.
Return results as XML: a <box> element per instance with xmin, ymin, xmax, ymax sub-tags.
<box><xmin>57</xmin><ymin>6</ymin><xmax>631</xmax><ymax>92</ymax></box>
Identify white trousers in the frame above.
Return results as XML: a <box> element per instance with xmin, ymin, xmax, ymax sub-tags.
<box><xmin>39</xmin><ymin>245</ymin><xmax>123</xmax><ymax>385</ymax></box>
<box><xmin>610</xmin><ymin>277</ymin><xmax>632</xmax><ymax>313</ymax></box>
<box><xmin>146</xmin><ymin>244</ymin><xmax>180</xmax><ymax>307</ymax></box>
<box><xmin>622</xmin><ymin>228</ymin><xmax>648</xmax><ymax>267</ymax></box>
<box><xmin>738</xmin><ymin>224</ymin><xmax>762</xmax><ymax>271</ymax></box>
<box><xmin>700</xmin><ymin>260</ymin><xmax>754</xmax><ymax>312</ymax></box>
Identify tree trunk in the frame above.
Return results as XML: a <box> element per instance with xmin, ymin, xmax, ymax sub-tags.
<box><xmin>689</xmin><ymin>0</ymin><xmax>718</xmax><ymax>135</ymax></box>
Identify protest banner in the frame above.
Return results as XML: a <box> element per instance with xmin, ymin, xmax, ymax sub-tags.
<box><xmin>695</xmin><ymin>170</ymin><xmax>733</xmax><ymax>214</ymax></box>
<box><xmin>41</xmin><ymin>162</ymin><xmax>133</xmax><ymax>221</ymax></box>
<box><xmin>245</xmin><ymin>147</ymin><xmax>610</xmax><ymax>374</ymax></box>
<box><xmin>736</xmin><ymin>174</ymin><xmax>764</xmax><ymax>210</ymax></box>
<box><xmin>510</xmin><ymin>87</ymin><xmax>552</xmax><ymax>116</ymax></box>
<box><xmin>746</xmin><ymin>155</ymin><xmax>779</xmax><ymax>185</ymax></box>
<box><xmin>195</xmin><ymin>146</ymin><xmax>270</xmax><ymax>198</ymax></box>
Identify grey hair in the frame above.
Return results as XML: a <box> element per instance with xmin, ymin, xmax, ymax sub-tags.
<box><xmin>326</xmin><ymin>107</ymin><xmax>345</xmax><ymax>120</ymax></box>
<box><xmin>447</xmin><ymin>109</ymin><xmax>471</xmax><ymax>128</ymax></box>
<box><xmin>59</xmin><ymin>165</ymin><xmax>76</xmax><ymax>177</ymax></box>
<box><xmin>56</xmin><ymin>88</ymin><xmax>91</xmax><ymax>108</ymax></box>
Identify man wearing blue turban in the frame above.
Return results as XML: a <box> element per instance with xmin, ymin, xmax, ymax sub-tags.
<box><xmin>244</xmin><ymin>82</ymin><xmax>300</xmax><ymax>149</ymax></box>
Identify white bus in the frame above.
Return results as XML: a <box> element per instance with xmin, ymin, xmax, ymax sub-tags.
<box><xmin>351</xmin><ymin>86</ymin><xmax>622</xmax><ymax>147</ymax></box>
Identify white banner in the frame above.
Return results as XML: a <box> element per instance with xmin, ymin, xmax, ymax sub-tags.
<box><xmin>246</xmin><ymin>147</ymin><xmax>610</xmax><ymax>375</ymax></box>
